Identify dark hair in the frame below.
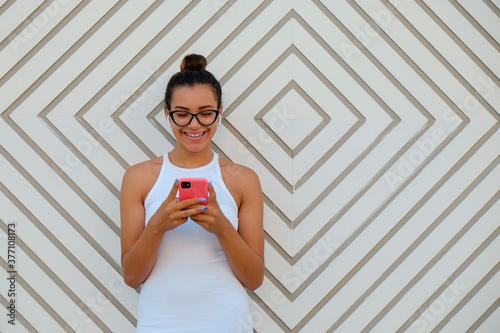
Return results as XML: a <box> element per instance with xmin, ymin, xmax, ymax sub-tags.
<box><xmin>164</xmin><ymin>54</ymin><xmax>222</xmax><ymax>110</ymax></box>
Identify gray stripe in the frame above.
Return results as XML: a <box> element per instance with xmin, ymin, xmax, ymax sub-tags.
<box><xmin>0</xmin><ymin>295</ymin><xmax>37</xmax><ymax>332</ymax></box>
<box><xmin>290</xmin><ymin>14</ymin><xmax>396</xmax><ymax>190</ymax></box>
<box><xmin>72</xmin><ymin>0</ymin><xmax>166</xmax><ymax>165</ymax></box>
<box><xmin>362</xmin><ymin>154</ymin><xmax>500</xmax><ymax>332</ymax></box>
<box><xmin>0</xmin><ymin>2</ymin><xmax>129</xmax><ymax>207</ymax></box>
<box><xmin>147</xmin><ymin>102</ymin><xmax>179</xmax><ymax>148</ymax></box>
<box><xmin>248</xmin><ymin>290</ymin><xmax>290</xmax><ymax>332</ymax></box>
<box><xmin>224</xmin><ymin>118</ymin><xmax>293</xmax><ymax>192</ymax></box>
<box><xmin>278</xmin><ymin>0</ymin><xmax>494</xmax><ymax>326</ymax></box>
<box><xmin>431</xmin><ymin>250</ymin><xmax>500</xmax><ymax>332</ymax></box>
<box><xmin>251</xmin><ymin>0</ymin><xmax>443</xmax><ymax>294</ymax></box>
<box><xmin>0</xmin><ymin>1</ymin><xmax>91</xmax><ymax>86</ymax></box>
<box><xmin>384</xmin><ymin>0</ymin><xmax>500</xmax><ymax>119</ymax></box>
<box><xmin>0</xmin><ymin>259</ymin><xmax>38</xmax><ymax>332</ymax></box>
<box><xmin>268</xmin><ymin>97</ymin><xmax>489</xmax><ymax>304</ymax></box>
<box><xmin>397</xmin><ymin>189</ymin><xmax>500</xmax><ymax>332</ymax></box>
<box><xmin>0</xmin><ymin>0</ymin><xmax>55</xmax><ymax>52</ymax></box>
<box><xmin>108</xmin><ymin>0</ymin><xmax>201</xmax><ymax>113</ymax></box>
<box><xmin>0</xmin><ymin>220</ymin><xmax>108</xmax><ymax>332</ymax></box>
<box><xmin>264</xmin><ymin>193</ymin><xmax>293</xmax><ymax>229</ymax></box>
<box><xmin>346</xmin><ymin>0</ymin><xmax>466</xmax><ymax>120</ymax></box>
<box><xmin>0</xmin><ymin>258</ymin><xmax>63</xmax><ymax>332</ymax></box>
<box><xmin>263</xmin><ymin>263</ymin><xmax>293</xmax><ymax>301</ymax></box>
<box><xmin>465</xmin><ymin>295</ymin><xmax>500</xmax><ymax>333</ymax></box>
<box><xmin>41</xmin><ymin>119</ymin><xmax>121</xmax><ymax>199</ymax></box>
<box><xmin>219</xmin><ymin>10</ymin><xmax>297</xmax><ymax>101</ymax></box>
<box><xmin>0</xmin><ymin>181</ymin><xmax>136</xmax><ymax>327</ymax></box>
<box><xmin>253</xmin><ymin>70</ymin><xmax>330</xmax><ymax>158</ymax></box>
<box><xmin>289</xmin><ymin>0</ymin><xmax>454</xmax><ymax>251</ymax></box>
<box><xmin>0</xmin><ymin>0</ymin><xmax>15</xmax><ymax>19</ymax></box>
<box><xmin>223</xmin><ymin>43</ymin><xmax>298</xmax><ymax>192</ymax></box>
<box><xmin>416</xmin><ymin>1</ymin><xmax>499</xmax><ymax>81</ymax></box>
<box><xmin>207</xmin><ymin>0</ymin><xmax>272</xmax><ymax>62</ymax></box>
<box><xmin>290</xmin><ymin>2</ymin><xmax>437</xmax><ymax>199</ymax></box>
<box><xmin>3</xmin><ymin>2</ymin><xmax>132</xmax><ymax>236</ymax></box>
<box><xmin>295</xmin><ymin>120</ymin><xmax>494</xmax><ymax>330</ymax></box>
<box><xmin>112</xmin><ymin>0</ymin><xmax>256</xmax><ymax>162</ymax></box>
<box><xmin>1</xmin><ymin>1</ymin><xmax>498</xmax><ymax>332</ymax></box>
<box><xmin>218</xmin><ymin>12</ymin><xmax>323</xmax><ymax>194</ymax></box>
<box><xmin>230</xmin><ymin>4</ymin><xmax>475</xmax><ymax>324</ymax></box>
<box><xmin>218</xmin><ymin>11</ymin><xmax>366</xmax><ymax>191</ymax></box>
<box><xmin>0</xmin><ymin>144</ymin><xmax>121</xmax><ymax>273</ymax></box>
<box><xmin>450</xmin><ymin>0</ymin><xmax>500</xmax><ymax>51</ymax></box>
<box><xmin>36</xmin><ymin>0</ymin><xmax>135</xmax><ymax>168</ymax></box>
<box><xmin>1</xmin><ymin>0</ymin><xmax>121</xmax><ymax>114</ymax></box>
<box><xmin>0</xmin><ymin>118</ymin><xmax>120</xmax><ymax>239</ymax></box>
<box><xmin>292</xmin><ymin>44</ymin><xmax>363</xmax><ymax>144</ymax></box>
<box><xmin>483</xmin><ymin>0</ymin><xmax>500</xmax><ymax>17</ymax></box>
<box><xmin>288</xmin><ymin>126</ymin><xmax>430</xmax><ymax>287</ymax></box>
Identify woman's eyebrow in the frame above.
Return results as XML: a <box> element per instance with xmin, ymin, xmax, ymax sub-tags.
<box><xmin>171</xmin><ymin>105</ymin><xmax>189</xmax><ymax>110</ymax></box>
<box><xmin>171</xmin><ymin>105</ymin><xmax>216</xmax><ymax>110</ymax></box>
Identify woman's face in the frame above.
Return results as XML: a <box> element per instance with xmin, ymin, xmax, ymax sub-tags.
<box><xmin>166</xmin><ymin>84</ymin><xmax>220</xmax><ymax>153</ymax></box>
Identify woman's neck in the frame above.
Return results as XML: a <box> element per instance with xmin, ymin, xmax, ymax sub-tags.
<box><xmin>167</xmin><ymin>146</ymin><xmax>214</xmax><ymax>168</ymax></box>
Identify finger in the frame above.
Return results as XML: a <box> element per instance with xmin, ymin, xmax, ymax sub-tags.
<box><xmin>207</xmin><ymin>183</ymin><xmax>221</xmax><ymax>210</ymax></box>
<box><xmin>178</xmin><ymin>197</ymin><xmax>207</xmax><ymax>210</ymax></box>
<box><xmin>190</xmin><ymin>210</ymin><xmax>209</xmax><ymax>223</ymax></box>
<box><xmin>208</xmin><ymin>182</ymin><xmax>216</xmax><ymax>201</ymax></box>
<box><xmin>165</xmin><ymin>179</ymin><xmax>180</xmax><ymax>202</ymax></box>
<box><xmin>175</xmin><ymin>217</ymin><xmax>189</xmax><ymax>225</ymax></box>
<box><xmin>180</xmin><ymin>206</ymin><xmax>207</xmax><ymax>222</ymax></box>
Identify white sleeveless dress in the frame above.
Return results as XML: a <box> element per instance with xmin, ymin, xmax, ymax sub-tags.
<box><xmin>136</xmin><ymin>152</ymin><xmax>252</xmax><ymax>332</ymax></box>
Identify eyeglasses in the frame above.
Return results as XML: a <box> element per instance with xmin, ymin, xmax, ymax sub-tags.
<box><xmin>169</xmin><ymin>110</ymin><xmax>220</xmax><ymax>127</ymax></box>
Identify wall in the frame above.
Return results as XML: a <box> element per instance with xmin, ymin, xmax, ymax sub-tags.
<box><xmin>1</xmin><ymin>1</ymin><xmax>499</xmax><ymax>332</ymax></box>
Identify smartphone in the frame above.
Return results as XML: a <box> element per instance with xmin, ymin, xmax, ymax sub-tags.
<box><xmin>178</xmin><ymin>178</ymin><xmax>208</xmax><ymax>205</ymax></box>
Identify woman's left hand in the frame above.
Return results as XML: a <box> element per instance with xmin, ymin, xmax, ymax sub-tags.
<box><xmin>189</xmin><ymin>183</ymin><xmax>233</xmax><ymax>235</ymax></box>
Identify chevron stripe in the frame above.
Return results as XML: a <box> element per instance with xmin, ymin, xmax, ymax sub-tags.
<box><xmin>1</xmin><ymin>0</ymin><xmax>499</xmax><ymax>332</ymax></box>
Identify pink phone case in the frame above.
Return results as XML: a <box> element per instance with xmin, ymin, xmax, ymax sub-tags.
<box><xmin>178</xmin><ymin>178</ymin><xmax>208</xmax><ymax>205</ymax></box>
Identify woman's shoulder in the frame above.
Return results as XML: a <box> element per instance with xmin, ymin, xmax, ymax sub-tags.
<box><xmin>218</xmin><ymin>158</ymin><xmax>261</xmax><ymax>205</ymax></box>
<box><xmin>122</xmin><ymin>156</ymin><xmax>164</xmax><ymax>201</ymax></box>
<box><xmin>219</xmin><ymin>158</ymin><xmax>260</xmax><ymax>183</ymax></box>
<box><xmin>124</xmin><ymin>156</ymin><xmax>163</xmax><ymax>180</ymax></box>
<box><xmin>219</xmin><ymin>158</ymin><xmax>263</xmax><ymax>210</ymax></box>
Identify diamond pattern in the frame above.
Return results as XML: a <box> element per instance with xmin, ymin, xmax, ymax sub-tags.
<box><xmin>1</xmin><ymin>1</ymin><xmax>499</xmax><ymax>332</ymax></box>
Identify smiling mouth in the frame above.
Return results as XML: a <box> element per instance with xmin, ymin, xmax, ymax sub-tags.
<box><xmin>185</xmin><ymin>132</ymin><xmax>205</xmax><ymax>138</ymax></box>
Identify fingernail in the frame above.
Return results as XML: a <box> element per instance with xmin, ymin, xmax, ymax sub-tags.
<box><xmin>209</xmin><ymin>181</ymin><xmax>213</xmax><ymax>187</ymax></box>
<box><xmin>198</xmin><ymin>198</ymin><xmax>206</xmax><ymax>202</ymax></box>
<box><xmin>174</xmin><ymin>178</ymin><xmax>178</xmax><ymax>184</ymax></box>
<box><xmin>201</xmin><ymin>206</ymin><xmax>207</xmax><ymax>211</ymax></box>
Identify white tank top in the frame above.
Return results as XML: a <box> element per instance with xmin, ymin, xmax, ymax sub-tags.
<box><xmin>136</xmin><ymin>152</ymin><xmax>252</xmax><ymax>332</ymax></box>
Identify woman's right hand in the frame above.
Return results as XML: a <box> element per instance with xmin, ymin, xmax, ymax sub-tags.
<box><xmin>121</xmin><ymin>174</ymin><xmax>206</xmax><ymax>288</ymax></box>
<box><xmin>148</xmin><ymin>179</ymin><xmax>206</xmax><ymax>233</ymax></box>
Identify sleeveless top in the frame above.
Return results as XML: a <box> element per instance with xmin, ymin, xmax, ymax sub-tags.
<box><xmin>136</xmin><ymin>152</ymin><xmax>252</xmax><ymax>332</ymax></box>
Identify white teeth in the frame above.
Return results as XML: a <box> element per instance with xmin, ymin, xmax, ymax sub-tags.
<box><xmin>185</xmin><ymin>132</ymin><xmax>204</xmax><ymax>138</ymax></box>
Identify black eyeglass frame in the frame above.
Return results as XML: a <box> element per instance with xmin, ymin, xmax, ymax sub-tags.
<box><xmin>168</xmin><ymin>110</ymin><xmax>220</xmax><ymax>127</ymax></box>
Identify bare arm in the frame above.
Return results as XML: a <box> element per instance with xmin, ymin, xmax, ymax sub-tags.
<box><xmin>190</xmin><ymin>168</ymin><xmax>264</xmax><ymax>290</ymax></box>
<box><xmin>120</xmin><ymin>166</ymin><xmax>203</xmax><ymax>288</ymax></box>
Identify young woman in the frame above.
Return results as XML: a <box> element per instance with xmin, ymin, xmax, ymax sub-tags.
<box><xmin>120</xmin><ymin>54</ymin><xmax>264</xmax><ymax>332</ymax></box>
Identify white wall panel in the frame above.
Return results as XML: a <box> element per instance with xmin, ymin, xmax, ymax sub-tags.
<box><xmin>1</xmin><ymin>1</ymin><xmax>499</xmax><ymax>332</ymax></box>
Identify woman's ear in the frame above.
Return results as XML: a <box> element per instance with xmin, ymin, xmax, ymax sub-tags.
<box><xmin>165</xmin><ymin>107</ymin><xmax>173</xmax><ymax>128</ymax></box>
<box><xmin>218</xmin><ymin>107</ymin><xmax>223</xmax><ymax>126</ymax></box>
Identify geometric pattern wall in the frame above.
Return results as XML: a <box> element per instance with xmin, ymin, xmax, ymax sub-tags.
<box><xmin>1</xmin><ymin>1</ymin><xmax>499</xmax><ymax>332</ymax></box>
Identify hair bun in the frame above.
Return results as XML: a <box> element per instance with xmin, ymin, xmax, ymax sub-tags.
<box><xmin>180</xmin><ymin>54</ymin><xmax>207</xmax><ymax>71</ymax></box>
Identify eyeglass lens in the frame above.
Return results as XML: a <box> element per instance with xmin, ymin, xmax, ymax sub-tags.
<box><xmin>170</xmin><ymin>111</ymin><xmax>218</xmax><ymax>126</ymax></box>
